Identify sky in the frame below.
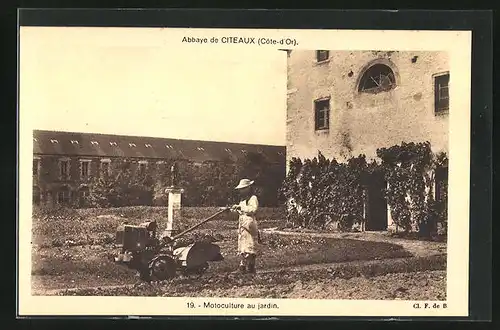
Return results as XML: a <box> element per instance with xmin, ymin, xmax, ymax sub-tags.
<box><xmin>19</xmin><ymin>27</ymin><xmax>288</xmax><ymax>146</ymax></box>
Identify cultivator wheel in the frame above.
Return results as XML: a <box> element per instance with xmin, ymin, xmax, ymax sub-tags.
<box><xmin>149</xmin><ymin>255</ymin><xmax>177</xmax><ymax>281</ymax></box>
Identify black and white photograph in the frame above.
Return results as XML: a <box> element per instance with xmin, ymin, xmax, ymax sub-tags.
<box><xmin>18</xmin><ymin>25</ymin><xmax>472</xmax><ymax>317</ymax></box>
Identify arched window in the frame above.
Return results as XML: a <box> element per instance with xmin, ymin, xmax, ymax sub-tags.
<box><xmin>358</xmin><ymin>64</ymin><xmax>396</xmax><ymax>94</ymax></box>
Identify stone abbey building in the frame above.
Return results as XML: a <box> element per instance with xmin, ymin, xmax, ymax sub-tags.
<box><xmin>285</xmin><ymin>50</ymin><xmax>450</xmax><ymax>231</ymax></box>
<box><xmin>32</xmin><ymin>130</ymin><xmax>286</xmax><ymax>208</ymax></box>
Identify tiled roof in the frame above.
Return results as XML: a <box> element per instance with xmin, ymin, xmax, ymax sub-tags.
<box><xmin>33</xmin><ymin>130</ymin><xmax>286</xmax><ymax>164</ymax></box>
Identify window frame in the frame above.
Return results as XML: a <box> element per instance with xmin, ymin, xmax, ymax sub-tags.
<box><xmin>59</xmin><ymin>158</ymin><xmax>71</xmax><ymax>181</ymax></box>
<box><xmin>316</xmin><ymin>50</ymin><xmax>330</xmax><ymax>63</ymax></box>
<box><xmin>137</xmin><ymin>160</ymin><xmax>148</xmax><ymax>175</ymax></box>
<box><xmin>433</xmin><ymin>72</ymin><xmax>450</xmax><ymax>116</ymax></box>
<box><xmin>79</xmin><ymin>159</ymin><xmax>92</xmax><ymax>180</ymax></box>
<box><xmin>57</xmin><ymin>188</ymin><xmax>71</xmax><ymax>204</ymax></box>
<box><xmin>435</xmin><ymin>166</ymin><xmax>449</xmax><ymax>201</ymax></box>
<box><xmin>100</xmin><ymin>158</ymin><xmax>111</xmax><ymax>177</ymax></box>
<box><xmin>358</xmin><ymin>64</ymin><xmax>397</xmax><ymax>94</ymax></box>
<box><xmin>32</xmin><ymin>186</ymin><xmax>41</xmax><ymax>205</ymax></box>
<box><xmin>33</xmin><ymin>157</ymin><xmax>40</xmax><ymax>177</ymax></box>
<box><xmin>314</xmin><ymin>97</ymin><xmax>331</xmax><ymax>131</ymax></box>
<box><xmin>78</xmin><ymin>186</ymin><xmax>90</xmax><ymax>204</ymax></box>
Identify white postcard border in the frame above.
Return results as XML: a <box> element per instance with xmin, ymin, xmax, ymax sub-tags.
<box><xmin>18</xmin><ymin>27</ymin><xmax>472</xmax><ymax>317</ymax></box>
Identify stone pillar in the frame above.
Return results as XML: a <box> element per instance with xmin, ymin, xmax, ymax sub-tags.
<box><xmin>386</xmin><ymin>181</ymin><xmax>397</xmax><ymax>232</ymax></box>
<box><xmin>163</xmin><ymin>186</ymin><xmax>184</xmax><ymax>238</ymax></box>
<box><xmin>362</xmin><ymin>187</ymin><xmax>368</xmax><ymax>232</ymax></box>
<box><xmin>387</xmin><ymin>204</ymin><xmax>396</xmax><ymax>232</ymax></box>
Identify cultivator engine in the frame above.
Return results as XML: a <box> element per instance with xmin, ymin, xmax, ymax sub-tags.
<box><xmin>114</xmin><ymin>208</ymin><xmax>229</xmax><ymax>281</ymax></box>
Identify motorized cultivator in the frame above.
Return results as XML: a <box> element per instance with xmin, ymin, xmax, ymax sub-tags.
<box><xmin>114</xmin><ymin>208</ymin><xmax>230</xmax><ymax>281</ymax></box>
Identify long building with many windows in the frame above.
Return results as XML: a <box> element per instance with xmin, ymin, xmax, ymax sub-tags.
<box><xmin>32</xmin><ymin>129</ymin><xmax>286</xmax><ymax>207</ymax></box>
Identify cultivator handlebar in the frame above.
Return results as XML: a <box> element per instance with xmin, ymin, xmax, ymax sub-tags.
<box><xmin>161</xmin><ymin>207</ymin><xmax>231</xmax><ymax>246</ymax></box>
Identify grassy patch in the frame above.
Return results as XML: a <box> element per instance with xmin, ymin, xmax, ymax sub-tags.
<box><xmin>31</xmin><ymin>206</ymin><xmax>285</xmax><ymax>247</ymax></box>
<box><xmin>210</xmin><ymin>233</ymin><xmax>412</xmax><ymax>273</ymax></box>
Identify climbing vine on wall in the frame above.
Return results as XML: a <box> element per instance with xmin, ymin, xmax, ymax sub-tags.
<box><xmin>377</xmin><ymin>142</ymin><xmax>435</xmax><ymax>234</ymax></box>
<box><xmin>280</xmin><ymin>152</ymin><xmax>377</xmax><ymax>230</ymax></box>
<box><xmin>281</xmin><ymin>142</ymin><xmax>448</xmax><ymax>237</ymax></box>
<box><xmin>434</xmin><ymin>151</ymin><xmax>449</xmax><ymax>234</ymax></box>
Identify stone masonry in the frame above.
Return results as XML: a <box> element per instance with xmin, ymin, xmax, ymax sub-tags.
<box><xmin>285</xmin><ymin>50</ymin><xmax>450</xmax><ymax>231</ymax></box>
<box><xmin>286</xmin><ymin>50</ymin><xmax>449</xmax><ymax>166</ymax></box>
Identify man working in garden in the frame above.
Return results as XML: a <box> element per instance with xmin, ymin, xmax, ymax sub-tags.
<box><xmin>229</xmin><ymin>178</ymin><xmax>260</xmax><ymax>274</ymax></box>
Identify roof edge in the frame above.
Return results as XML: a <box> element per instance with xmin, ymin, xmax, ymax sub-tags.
<box><xmin>32</xmin><ymin>129</ymin><xmax>286</xmax><ymax>149</ymax></box>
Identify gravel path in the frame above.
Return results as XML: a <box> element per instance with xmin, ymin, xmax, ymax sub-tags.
<box><xmin>262</xmin><ymin>228</ymin><xmax>447</xmax><ymax>258</ymax></box>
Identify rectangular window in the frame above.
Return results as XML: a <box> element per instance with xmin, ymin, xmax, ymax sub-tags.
<box><xmin>33</xmin><ymin>187</ymin><xmax>41</xmax><ymax>205</ymax></box>
<box><xmin>316</xmin><ymin>50</ymin><xmax>329</xmax><ymax>62</ymax></box>
<box><xmin>100</xmin><ymin>159</ymin><xmax>111</xmax><ymax>177</ymax></box>
<box><xmin>33</xmin><ymin>159</ymin><xmax>39</xmax><ymax>176</ymax></box>
<box><xmin>434</xmin><ymin>73</ymin><xmax>450</xmax><ymax>115</ymax></box>
<box><xmin>59</xmin><ymin>160</ymin><xmax>70</xmax><ymax>180</ymax></box>
<box><xmin>314</xmin><ymin>98</ymin><xmax>330</xmax><ymax>131</ymax></box>
<box><xmin>100</xmin><ymin>162</ymin><xmax>110</xmax><ymax>177</ymax></box>
<box><xmin>57</xmin><ymin>190</ymin><xmax>71</xmax><ymax>204</ymax></box>
<box><xmin>138</xmin><ymin>161</ymin><xmax>148</xmax><ymax>175</ymax></box>
<box><xmin>435</xmin><ymin>166</ymin><xmax>448</xmax><ymax>224</ymax></box>
<box><xmin>435</xmin><ymin>167</ymin><xmax>448</xmax><ymax>203</ymax></box>
<box><xmin>80</xmin><ymin>160</ymin><xmax>91</xmax><ymax>179</ymax></box>
<box><xmin>79</xmin><ymin>189</ymin><xmax>90</xmax><ymax>205</ymax></box>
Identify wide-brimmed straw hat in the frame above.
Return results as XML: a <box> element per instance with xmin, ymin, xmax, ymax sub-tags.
<box><xmin>235</xmin><ymin>178</ymin><xmax>254</xmax><ymax>190</ymax></box>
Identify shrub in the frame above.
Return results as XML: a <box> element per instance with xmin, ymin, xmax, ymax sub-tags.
<box><xmin>86</xmin><ymin>159</ymin><xmax>155</xmax><ymax>208</ymax></box>
<box><xmin>80</xmin><ymin>152</ymin><xmax>284</xmax><ymax>208</ymax></box>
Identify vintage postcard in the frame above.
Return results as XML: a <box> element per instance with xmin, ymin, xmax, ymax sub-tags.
<box><xmin>18</xmin><ymin>26</ymin><xmax>472</xmax><ymax>317</ymax></box>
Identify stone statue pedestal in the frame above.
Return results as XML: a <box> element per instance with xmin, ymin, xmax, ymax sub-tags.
<box><xmin>163</xmin><ymin>186</ymin><xmax>184</xmax><ymax>238</ymax></box>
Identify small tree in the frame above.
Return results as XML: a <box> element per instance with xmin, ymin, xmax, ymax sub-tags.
<box><xmin>234</xmin><ymin>151</ymin><xmax>283</xmax><ymax>207</ymax></box>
